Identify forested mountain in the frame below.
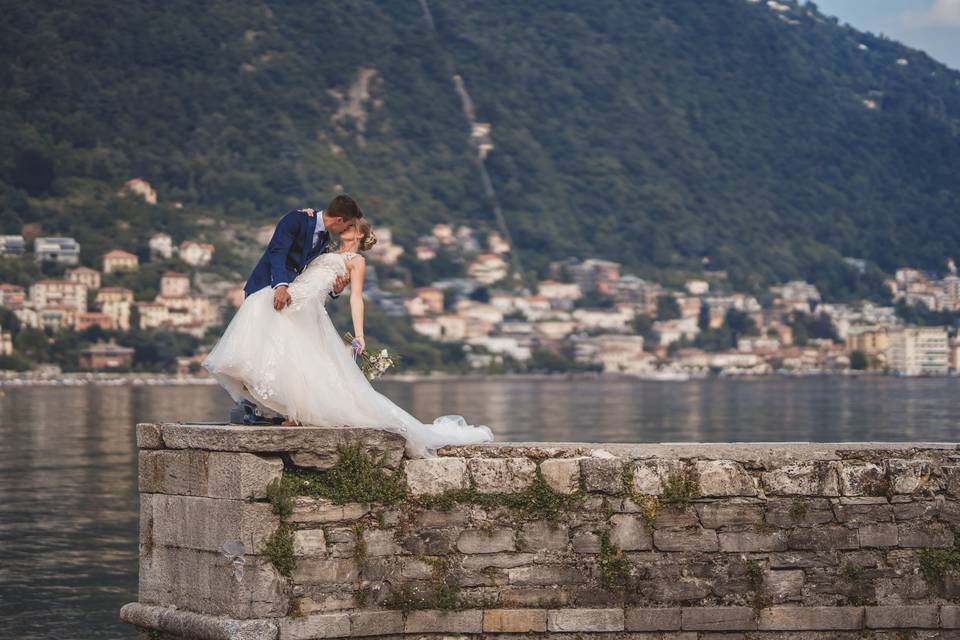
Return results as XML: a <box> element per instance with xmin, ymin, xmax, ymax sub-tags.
<box><xmin>3</xmin><ymin>0</ymin><xmax>960</xmax><ymax>297</ymax></box>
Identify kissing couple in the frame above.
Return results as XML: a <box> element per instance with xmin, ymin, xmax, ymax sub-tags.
<box><xmin>202</xmin><ymin>194</ymin><xmax>493</xmax><ymax>458</ymax></box>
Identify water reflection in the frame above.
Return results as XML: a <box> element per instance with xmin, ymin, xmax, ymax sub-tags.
<box><xmin>1</xmin><ymin>377</ymin><xmax>958</xmax><ymax>638</ymax></box>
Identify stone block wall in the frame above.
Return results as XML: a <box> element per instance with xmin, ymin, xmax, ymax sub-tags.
<box><xmin>121</xmin><ymin>423</ymin><xmax>960</xmax><ymax>639</ymax></box>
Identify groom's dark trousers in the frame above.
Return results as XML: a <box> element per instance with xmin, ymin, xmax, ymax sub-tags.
<box><xmin>244</xmin><ymin>209</ymin><xmax>330</xmax><ymax>297</ymax></box>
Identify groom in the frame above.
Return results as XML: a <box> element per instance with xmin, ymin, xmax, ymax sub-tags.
<box><xmin>231</xmin><ymin>194</ymin><xmax>363</xmax><ymax>423</ymax></box>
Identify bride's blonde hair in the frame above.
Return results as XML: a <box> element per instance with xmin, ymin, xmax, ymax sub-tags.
<box><xmin>355</xmin><ymin>218</ymin><xmax>377</xmax><ymax>252</ymax></box>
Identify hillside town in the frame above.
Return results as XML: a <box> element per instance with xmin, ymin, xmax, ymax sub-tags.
<box><xmin>1</xmin><ymin>218</ymin><xmax>959</xmax><ymax>378</ymax></box>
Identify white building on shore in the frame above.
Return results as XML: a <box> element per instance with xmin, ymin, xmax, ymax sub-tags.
<box><xmin>887</xmin><ymin>327</ymin><xmax>949</xmax><ymax>376</ymax></box>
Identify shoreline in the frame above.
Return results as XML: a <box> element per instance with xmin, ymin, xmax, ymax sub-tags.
<box><xmin>0</xmin><ymin>369</ymin><xmax>956</xmax><ymax>387</ymax></box>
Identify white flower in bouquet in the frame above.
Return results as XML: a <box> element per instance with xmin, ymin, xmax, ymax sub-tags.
<box><xmin>342</xmin><ymin>332</ymin><xmax>400</xmax><ymax>381</ymax></box>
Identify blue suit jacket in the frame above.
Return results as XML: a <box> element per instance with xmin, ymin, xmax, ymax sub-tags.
<box><xmin>244</xmin><ymin>209</ymin><xmax>329</xmax><ymax>296</ymax></box>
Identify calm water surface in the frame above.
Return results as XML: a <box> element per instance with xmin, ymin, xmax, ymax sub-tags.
<box><xmin>1</xmin><ymin>377</ymin><xmax>958</xmax><ymax>638</ymax></box>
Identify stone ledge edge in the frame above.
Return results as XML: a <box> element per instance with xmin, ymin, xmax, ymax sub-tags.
<box><xmin>120</xmin><ymin>602</ymin><xmax>280</xmax><ymax>640</ymax></box>
<box><xmin>120</xmin><ymin>603</ymin><xmax>960</xmax><ymax>636</ymax></box>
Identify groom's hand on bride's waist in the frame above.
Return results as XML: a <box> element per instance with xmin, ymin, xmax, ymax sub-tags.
<box><xmin>273</xmin><ymin>285</ymin><xmax>292</xmax><ymax>311</ymax></box>
<box><xmin>331</xmin><ymin>274</ymin><xmax>350</xmax><ymax>296</ymax></box>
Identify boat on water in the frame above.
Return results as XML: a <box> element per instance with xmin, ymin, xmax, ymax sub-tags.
<box><xmin>635</xmin><ymin>370</ymin><xmax>692</xmax><ymax>382</ymax></box>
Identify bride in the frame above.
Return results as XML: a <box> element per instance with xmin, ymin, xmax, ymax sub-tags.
<box><xmin>202</xmin><ymin>218</ymin><xmax>493</xmax><ymax>458</ymax></box>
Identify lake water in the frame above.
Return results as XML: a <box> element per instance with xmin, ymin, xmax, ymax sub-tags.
<box><xmin>1</xmin><ymin>377</ymin><xmax>958</xmax><ymax>638</ymax></box>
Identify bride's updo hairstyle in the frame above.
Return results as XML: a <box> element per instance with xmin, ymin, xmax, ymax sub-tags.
<box><xmin>356</xmin><ymin>218</ymin><xmax>377</xmax><ymax>252</ymax></box>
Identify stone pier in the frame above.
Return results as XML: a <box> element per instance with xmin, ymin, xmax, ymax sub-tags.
<box><xmin>121</xmin><ymin>423</ymin><xmax>960</xmax><ymax>638</ymax></box>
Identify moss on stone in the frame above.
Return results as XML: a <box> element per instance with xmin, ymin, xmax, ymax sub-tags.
<box><xmin>382</xmin><ymin>558</ymin><xmax>469</xmax><ymax>611</ymax></box>
<box><xmin>598</xmin><ymin>530</ymin><xmax>631</xmax><ymax>589</ymax></box>
<box><xmin>420</xmin><ymin>466</ymin><xmax>581</xmax><ymax>520</ymax></box>
<box><xmin>278</xmin><ymin>444</ymin><xmax>407</xmax><ymax>506</ymax></box>
<box><xmin>746</xmin><ymin>559</ymin><xmax>771</xmax><ymax>613</ymax></box>
<box><xmin>355</xmin><ymin>585</ymin><xmax>371</xmax><ymax>606</ymax></box>
<box><xmin>261</xmin><ymin>523</ymin><xmax>295</xmax><ymax>577</ymax></box>
<box><xmin>789</xmin><ymin>496</ymin><xmax>810</xmax><ymax>520</ymax></box>
<box><xmin>843</xmin><ymin>562</ymin><xmax>865</xmax><ymax>582</ymax></box>
<box><xmin>661</xmin><ymin>467</ymin><xmax>698</xmax><ymax>508</ymax></box>
<box><xmin>920</xmin><ymin>546</ymin><xmax>960</xmax><ymax>584</ymax></box>
<box><xmin>620</xmin><ymin>463</ymin><xmax>659</xmax><ymax>527</ymax></box>
<box><xmin>266</xmin><ymin>476</ymin><xmax>296</xmax><ymax>518</ymax></box>
<box><xmin>286</xmin><ymin>597</ymin><xmax>305</xmax><ymax>619</ymax></box>
<box><xmin>353</xmin><ymin>522</ymin><xmax>367</xmax><ymax>563</ymax></box>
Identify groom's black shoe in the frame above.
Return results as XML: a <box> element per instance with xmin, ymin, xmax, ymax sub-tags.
<box><xmin>231</xmin><ymin>399</ymin><xmax>285</xmax><ymax>425</ymax></box>
<box><xmin>230</xmin><ymin>399</ymin><xmax>258</xmax><ymax>425</ymax></box>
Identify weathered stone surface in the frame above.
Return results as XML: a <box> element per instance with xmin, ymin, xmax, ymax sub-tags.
<box><xmin>280</xmin><ymin>612</ymin><xmax>350</xmax><ymax>639</ymax></box>
<box><xmin>483</xmin><ymin>608</ymin><xmax>547</xmax><ymax>633</ymax></box>
<box><xmin>652</xmin><ymin>506</ymin><xmax>700</xmax><ymax>528</ymax></box>
<box><xmin>610</xmin><ymin>514</ymin><xmax>653</xmax><ymax>551</ymax></box>
<box><xmin>894</xmin><ymin>499</ymin><xmax>941</xmax><ymax>521</ymax></box>
<box><xmin>500</xmin><ymin>587</ymin><xmax>573</xmax><ymax>608</ymax></box>
<box><xmin>944</xmin><ymin>465</ymin><xmax>960</xmax><ymax>497</ymax></box>
<box><xmin>581</xmin><ymin>457</ymin><xmax>623</xmax><ymax>494</ymax></box>
<box><xmin>139</xmin><ymin>450</ymin><xmax>283</xmax><ymax>500</ymax></box>
<box><xmin>858</xmin><ymin>523</ymin><xmax>899</xmax><ymax>548</ymax></box>
<box><xmin>942</xmin><ymin>499</ymin><xmax>960</xmax><ymax>525</ymax></box>
<box><xmin>359</xmin><ymin>556</ymin><xmax>401</xmax><ymax>582</ymax></box>
<box><xmin>142</xmin><ymin>493</ymin><xmax>278</xmax><ymax>555</ymax></box>
<box><xmin>508</xmin><ymin>565</ymin><xmax>588</xmax><ymax>585</ymax></box>
<box><xmin>648</xmin><ymin>578</ymin><xmax>713</xmax><ymax>603</ymax></box>
<box><xmin>519</xmin><ymin>520</ymin><xmax>569</xmax><ymax>551</ymax></box>
<box><xmin>942</xmin><ymin>605</ymin><xmax>960</xmax><ymax>628</ymax></box>
<box><xmin>681</xmin><ymin>607</ymin><xmax>757</xmax><ymax>631</ymax></box>
<box><xmin>764</xmin><ymin>497</ymin><xmax>835</xmax><ymax>527</ymax></box>
<box><xmin>768</xmin><ymin>551</ymin><xmax>837</xmax><ymax>569</ymax></box>
<box><xmin>362</xmin><ymin>528</ymin><xmax>404</xmax><ymax>556</ymax></box>
<box><xmin>413</xmin><ymin>507</ymin><xmax>472</xmax><ymax>528</ymax></box>
<box><xmin>840</xmin><ymin>462</ymin><xmax>886</xmax><ymax>496</ymax></box>
<box><xmin>898</xmin><ymin>522</ymin><xmax>955</xmax><ymax>547</ymax></box>
<box><xmin>696</xmin><ymin>501</ymin><xmax>763</xmax><ymax>529</ymax></box>
<box><xmin>119</xmin><ymin>602</ymin><xmax>279</xmax><ymax>640</ymax></box>
<box><xmin>139</xmin><ymin>545</ymin><xmax>286</xmax><ymax>618</ymax></box>
<box><xmin>654</xmin><ymin>527</ymin><xmax>718</xmax><ymax>552</ymax></box>
<box><xmin>468</xmin><ymin>457</ymin><xmax>537</xmax><ymax>493</ymax></box>
<box><xmin>758</xmin><ymin>606</ymin><xmax>864</xmax><ymax>630</ymax></box>
<box><xmin>864</xmin><ymin>605</ymin><xmax>938</xmax><ymax>629</ymax></box>
<box><xmin>833</xmin><ymin>499</ymin><xmax>894</xmax><ymax>524</ymax></box>
<box><xmin>349</xmin><ymin>610</ymin><xmax>404</xmax><ymax>636</ymax></box>
<box><xmin>288</xmin><ymin>499</ymin><xmax>368</xmax><ymax>524</ymax></box>
<box><xmin>539</xmin><ymin>458</ymin><xmax>581</xmax><ymax>494</ymax></box>
<box><xmin>399</xmin><ymin>556</ymin><xmax>434</xmax><ymax>579</ymax></box>
<box><xmin>404</xmin><ymin>609</ymin><xmax>482</xmax><ymax>633</ymax></box>
<box><xmin>161</xmin><ymin>423</ymin><xmax>406</xmax><ymax>457</ymax></box>
<box><xmin>763</xmin><ymin>569</ymin><xmax>804</xmax><ymax>602</ymax></box>
<box><xmin>546</xmin><ymin>608</ymin><xmax>624</xmax><ymax>632</ymax></box>
<box><xmin>885</xmin><ymin>458</ymin><xmax>934</xmax><ymax>494</ymax></box>
<box><xmin>762</xmin><ymin>461</ymin><xmax>841</xmax><ymax>496</ymax></box>
<box><xmin>290</xmin><ymin>558</ymin><xmax>360</xmax><ymax>585</ymax></box>
<box><xmin>571</xmin><ymin>529</ymin><xmax>602</xmax><ymax>553</ymax></box>
<box><xmin>457</xmin><ymin>527</ymin><xmax>516</xmax><ymax>554</ymax></box>
<box><xmin>461</xmin><ymin>552</ymin><xmax>536</xmax><ymax>570</ymax></box>
<box><xmin>787</xmin><ymin>526</ymin><xmax>859</xmax><ymax>550</ymax></box>
<box><xmin>695</xmin><ymin>460</ymin><xmax>756</xmax><ymax>497</ymax></box>
<box><xmin>718</xmin><ymin>530</ymin><xmax>788</xmax><ymax>552</ymax></box>
<box><xmin>404</xmin><ymin>457</ymin><xmax>468</xmax><ymax>496</ymax></box>
<box><xmin>293</xmin><ymin>529</ymin><xmax>326</xmax><ymax>557</ymax></box>
<box><xmin>629</xmin><ymin>459</ymin><xmax>684</xmax><ymax>496</ymax></box>
<box><xmin>624</xmin><ymin>607</ymin><xmax>682</xmax><ymax>631</ymax></box>
<box><xmin>400</xmin><ymin>528</ymin><xmax>456</xmax><ymax>555</ymax></box>
<box><xmin>137</xmin><ymin>423</ymin><xmax>164</xmax><ymax>449</ymax></box>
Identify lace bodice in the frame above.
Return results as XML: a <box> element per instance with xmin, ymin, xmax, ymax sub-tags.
<box><xmin>285</xmin><ymin>252</ymin><xmax>354</xmax><ymax>310</ymax></box>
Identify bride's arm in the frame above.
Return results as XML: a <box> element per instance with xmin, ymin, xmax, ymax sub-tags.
<box><xmin>349</xmin><ymin>257</ymin><xmax>367</xmax><ymax>351</ymax></box>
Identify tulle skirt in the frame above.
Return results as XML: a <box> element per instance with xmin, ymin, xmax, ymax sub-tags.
<box><xmin>202</xmin><ymin>287</ymin><xmax>493</xmax><ymax>458</ymax></box>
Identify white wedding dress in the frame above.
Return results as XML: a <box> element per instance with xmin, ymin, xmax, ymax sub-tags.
<box><xmin>202</xmin><ymin>251</ymin><xmax>493</xmax><ymax>458</ymax></box>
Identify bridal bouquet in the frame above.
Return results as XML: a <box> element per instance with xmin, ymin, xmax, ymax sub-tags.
<box><xmin>343</xmin><ymin>332</ymin><xmax>398</xmax><ymax>380</ymax></box>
